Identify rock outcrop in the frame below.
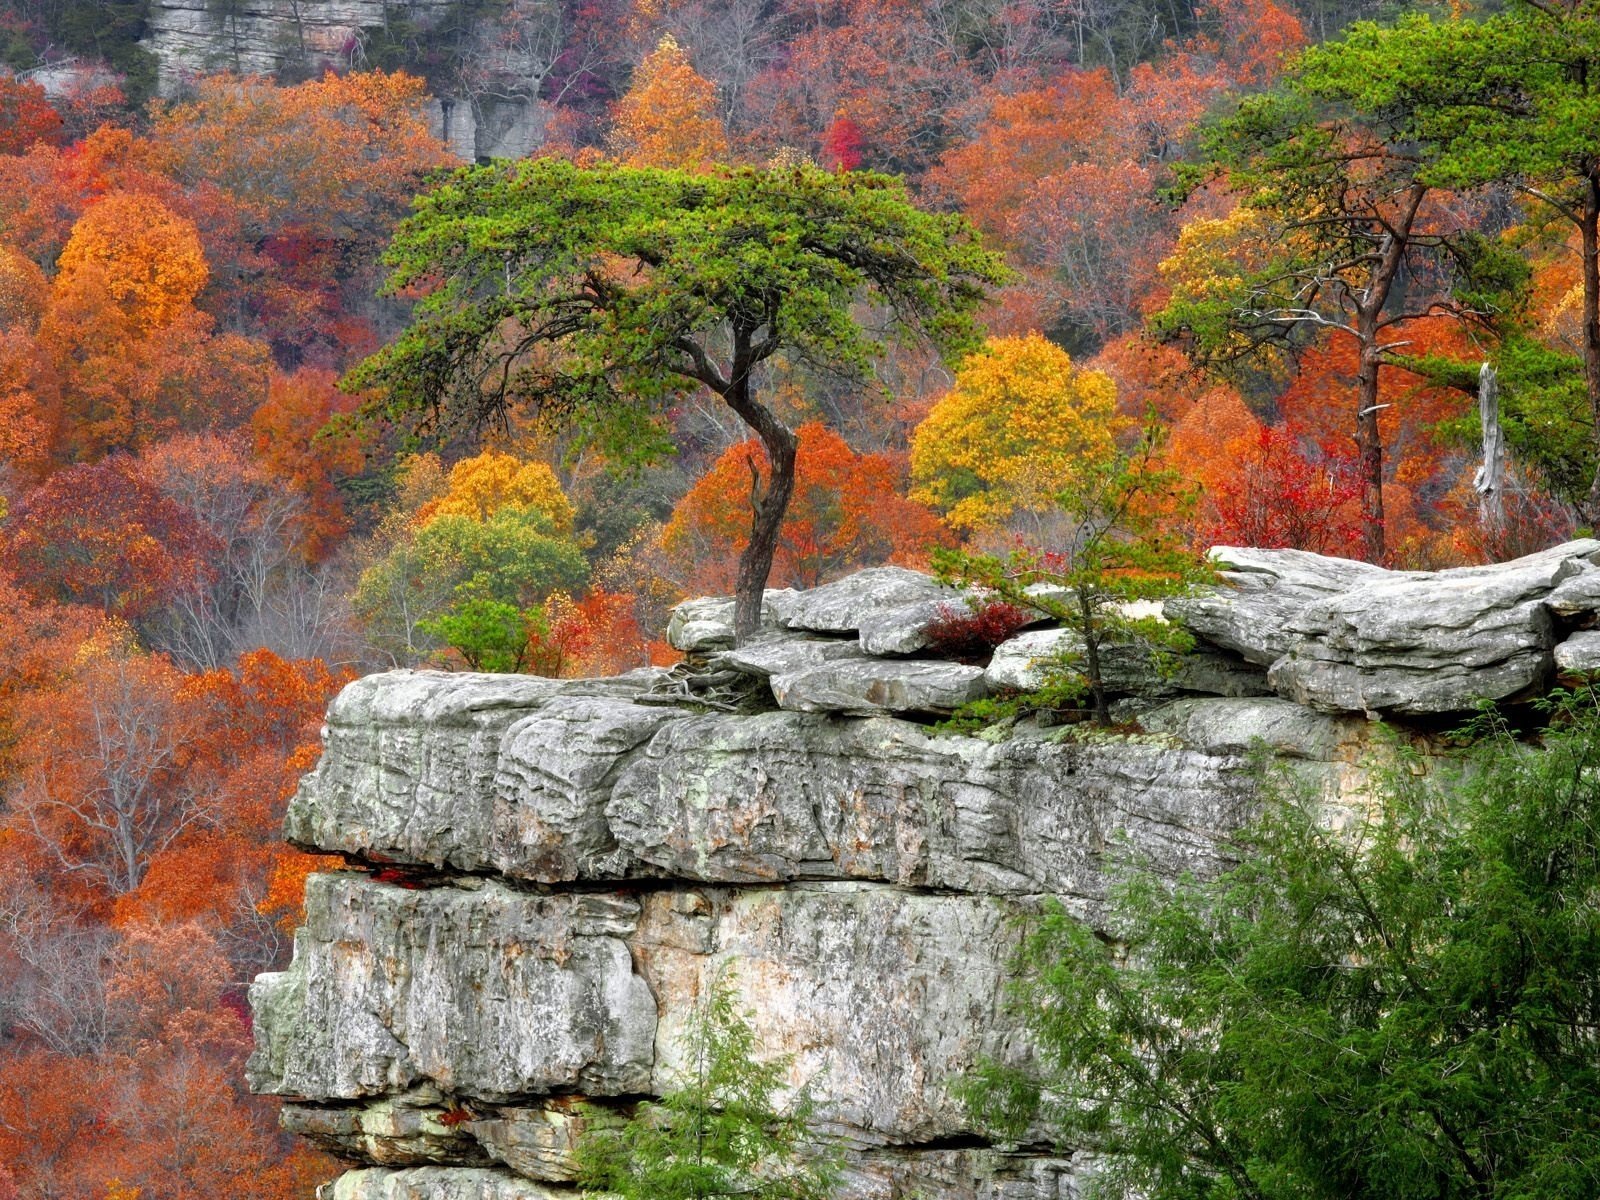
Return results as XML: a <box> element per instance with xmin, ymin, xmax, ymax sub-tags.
<box><xmin>253</xmin><ymin>542</ymin><xmax>1600</xmax><ymax>1198</ymax></box>
<box><xmin>138</xmin><ymin>0</ymin><xmax>550</xmax><ymax>160</ymax></box>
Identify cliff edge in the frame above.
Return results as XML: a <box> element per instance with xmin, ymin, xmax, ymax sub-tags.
<box><xmin>249</xmin><ymin>541</ymin><xmax>1600</xmax><ymax>1198</ymax></box>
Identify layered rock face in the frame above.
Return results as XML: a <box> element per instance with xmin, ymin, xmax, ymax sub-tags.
<box><xmin>252</xmin><ymin>543</ymin><xmax>1600</xmax><ymax>1198</ymax></box>
<box><xmin>140</xmin><ymin>0</ymin><xmax>548</xmax><ymax>160</ymax></box>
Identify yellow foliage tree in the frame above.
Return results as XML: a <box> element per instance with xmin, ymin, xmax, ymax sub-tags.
<box><xmin>607</xmin><ymin>35</ymin><xmax>729</xmax><ymax>170</ymax></box>
<box><xmin>55</xmin><ymin>193</ymin><xmax>208</xmax><ymax>334</ymax></box>
<box><xmin>910</xmin><ymin>333</ymin><xmax>1121</xmax><ymax>532</ymax></box>
<box><xmin>413</xmin><ymin>449</ymin><xmax>577</xmax><ymax>534</ymax></box>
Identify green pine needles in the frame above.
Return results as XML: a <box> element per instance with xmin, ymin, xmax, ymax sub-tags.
<box><xmin>575</xmin><ymin>971</ymin><xmax>842</xmax><ymax>1200</ymax></box>
<box><xmin>963</xmin><ymin>689</ymin><xmax>1600</xmax><ymax>1200</ymax></box>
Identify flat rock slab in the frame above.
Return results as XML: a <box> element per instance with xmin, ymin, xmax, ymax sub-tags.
<box><xmin>284</xmin><ymin>670</ymin><xmax>662</xmax><ymax>871</ymax></box>
<box><xmin>248</xmin><ymin>874</ymin><xmax>655</xmax><ymax>1102</ymax></box>
<box><xmin>303</xmin><ymin>1097</ymin><xmax>1080</xmax><ymax>1200</ymax></box>
<box><xmin>287</xmin><ymin>673</ymin><xmax>1256</xmax><ymax>897</ymax></box>
<box><xmin>1556</xmin><ymin>630</ymin><xmax>1600</xmax><ymax>673</ymax></box>
<box><xmin>281</xmin><ymin>1090</ymin><xmax>491</xmax><ymax>1167</ymax></box>
<box><xmin>319</xmin><ymin>1153</ymin><xmax>1080</xmax><ymax>1200</ymax></box>
<box><xmin>1269</xmin><ymin>542</ymin><xmax>1595</xmax><ymax>714</ymax></box>
<box><xmin>770</xmin><ymin>659</ymin><xmax>988</xmax><ymax>714</ymax></box>
<box><xmin>715</xmin><ymin>632</ymin><xmax>867</xmax><ymax>678</ymax></box>
<box><xmin>1167</xmin><ymin>546</ymin><xmax>1398</xmax><ymax>666</ymax></box>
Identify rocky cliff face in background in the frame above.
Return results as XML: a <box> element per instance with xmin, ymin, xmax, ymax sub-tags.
<box><xmin>139</xmin><ymin>0</ymin><xmax>550</xmax><ymax>160</ymax></box>
<box><xmin>250</xmin><ymin>542</ymin><xmax>1600</xmax><ymax>1199</ymax></box>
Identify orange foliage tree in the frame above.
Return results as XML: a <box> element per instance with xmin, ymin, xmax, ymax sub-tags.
<box><xmin>55</xmin><ymin>193</ymin><xmax>209</xmax><ymax>334</ymax></box>
<box><xmin>663</xmin><ymin>421</ymin><xmax>946</xmax><ymax>593</ymax></box>
<box><xmin>608</xmin><ymin>35</ymin><xmax>729</xmax><ymax>169</ymax></box>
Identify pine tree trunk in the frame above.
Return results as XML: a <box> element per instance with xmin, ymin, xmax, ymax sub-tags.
<box><xmin>1355</xmin><ymin>333</ymin><xmax>1386</xmax><ymax>564</ymax></box>
<box><xmin>727</xmin><ymin>377</ymin><xmax>798</xmax><ymax>646</ymax></box>
<box><xmin>1580</xmin><ymin>177</ymin><xmax>1600</xmax><ymax>527</ymax></box>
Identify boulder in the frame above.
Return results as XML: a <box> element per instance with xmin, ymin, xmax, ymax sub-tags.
<box><xmin>778</xmin><ymin>567</ymin><xmax>956</xmax><ymax>635</ymax></box>
<box><xmin>856</xmin><ymin>596</ymin><xmax>970</xmax><ymax>656</ymax></box>
<box><xmin>770</xmin><ymin>659</ymin><xmax>988</xmax><ymax>714</ymax></box>
<box><xmin>715</xmin><ymin>632</ymin><xmax>867</xmax><ymax>679</ymax></box>
<box><xmin>1555</xmin><ymin>630</ymin><xmax>1600</xmax><ymax>674</ymax></box>
<box><xmin>665</xmin><ymin>590</ymin><xmax>801</xmax><ymax>653</ymax></box>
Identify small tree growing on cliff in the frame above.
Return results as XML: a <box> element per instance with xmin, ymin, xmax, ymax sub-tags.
<box><xmin>934</xmin><ymin>424</ymin><xmax>1208</xmax><ymax>724</ymax></box>
<box><xmin>575</xmin><ymin>971</ymin><xmax>841</xmax><ymax>1200</ymax></box>
<box><xmin>348</xmin><ymin>159</ymin><xmax>1007</xmax><ymax>644</ymax></box>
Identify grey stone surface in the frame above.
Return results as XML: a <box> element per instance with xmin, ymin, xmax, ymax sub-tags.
<box><xmin>1556</xmin><ymin>630</ymin><xmax>1600</xmax><ymax>673</ymax></box>
<box><xmin>666</xmin><ymin>590</ymin><xmax>801</xmax><ymax>652</ymax></box>
<box><xmin>1167</xmin><ymin>546</ymin><xmax>1397</xmax><ymax>666</ymax></box>
<box><xmin>281</xmin><ymin>1091</ymin><xmax>491</xmax><ymax>1166</ymax></box>
<box><xmin>317</xmin><ymin>1168</ymin><xmax>571</xmax><ymax>1200</ymax></box>
<box><xmin>1546</xmin><ymin>563</ymin><xmax>1600</xmax><ymax>617</ymax></box>
<box><xmin>778</xmin><ymin>567</ymin><xmax>957</xmax><ymax>635</ymax></box>
<box><xmin>857</xmin><ymin>595</ymin><xmax>972</xmax><ymax>656</ymax></box>
<box><xmin>634</xmin><ymin>884</ymin><xmax>1031</xmax><ymax>1144</ymax></box>
<box><xmin>1267</xmin><ymin>542</ymin><xmax>1596</xmax><ymax>714</ymax></box>
<box><xmin>261</xmin><ymin>553</ymin><xmax>1600</xmax><ymax>1200</ymax></box>
<box><xmin>608</xmin><ymin>712</ymin><xmax>1253</xmax><ymax>896</ymax></box>
<box><xmin>488</xmin><ymin>697</ymin><xmax>682</xmax><ymax>881</ymax></box>
<box><xmin>716</xmin><ymin>632</ymin><xmax>867</xmax><ymax>678</ymax></box>
<box><xmin>1138</xmin><ymin>697</ymin><xmax>1362</xmax><ymax>761</ymax></box>
<box><xmin>139</xmin><ymin>0</ymin><xmax>549</xmax><ymax>160</ymax></box>
<box><xmin>248</xmin><ymin>874</ymin><xmax>655</xmax><ymax>1102</ymax></box>
<box><xmin>283</xmin><ymin>671</ymin><xmax>664</xmax><ymax>877</ymax></box>
<box><xmin>985</xmin><ymin>626</ymin><xmax>1078</xmax><ymax>691</ymax></box>
<box><xmin>286</xmin><ymin>672</ymin><xmax>1257</xmax><ymax>896</ymax></box>
<box><xmin>770</xmin><ymin>659</ymin><xmax>988</xmax><ymax>714</ymax></box>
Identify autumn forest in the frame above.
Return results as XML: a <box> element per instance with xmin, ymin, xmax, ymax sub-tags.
<box><xmin>0</xmin><ymin>0</ymin><xmax>1596</xmax><ymax>1193</ymax></box>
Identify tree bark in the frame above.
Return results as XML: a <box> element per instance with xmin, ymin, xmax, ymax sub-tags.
<box><xmin>725</xmin><ymin>372</ymin><xmax>797</xmax><ymax>645</ymax></box>
<box><xmin>1354</xmin><ymin>333</ymin><xmax>1386</xmax><ymax>563</ymax></box>
<box><xmin>1581</xmin><ymin>173</ymin><xmax>1600</xmax><ymax>526</ymax></box>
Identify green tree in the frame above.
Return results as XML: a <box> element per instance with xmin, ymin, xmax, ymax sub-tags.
<box><xmin>1272</xmin><ymin>6</ymin><xmax>1600</xmax><ymax>523</ymax></box>
<box><xmin>963</xmin><ymin>690</ymin><xmax>1600</xmax><ymax>1199</ymax></box>
<box><xmin>347</xmin><ymin>159</ymin><xmax>1008</xmax><ymax>644</ymax></box>
<box><xmin>575</xmin><ymin>971</ymin><xmax>841</xmax><ymax>1200</ymax></box>
<box><xmin>1155</xmin><ymin>25</ymin><xmax>1492</xmax><ymax>562</ymax></box>
<box><xmin>933</xmin><ymin>425</ymin><xmax>1208</xmax><ymax>725</ymax></box>
<box><xmin>353</xmin><ymin>504</ymin><xmax>588</xmax><ymax>666</ymax></box>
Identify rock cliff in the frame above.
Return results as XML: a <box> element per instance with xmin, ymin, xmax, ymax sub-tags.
<box><xmin>251</xmin><ymin>542</ymin><xmax>1600</xmax><ymax>1198</ymax></box>
<box><xmin>139</xmin><ymin>0</ymin><xmax>550</xmax><ymax>160</ymax></box>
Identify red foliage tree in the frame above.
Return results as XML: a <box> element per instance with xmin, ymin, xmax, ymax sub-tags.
<box><xmin>0</xmin><ymin>76</ymin><xmax>63</xmax><ymax>156</ymax></box>
<box><xmin>1198</xmin><ymin>425</ymin><xmax>1366</xmax><ymax>556</ymax></box>
<box><xmin>1</xmin><ymin>459</ymin><xmax>220</xmax><ymax>622</ymax></box>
